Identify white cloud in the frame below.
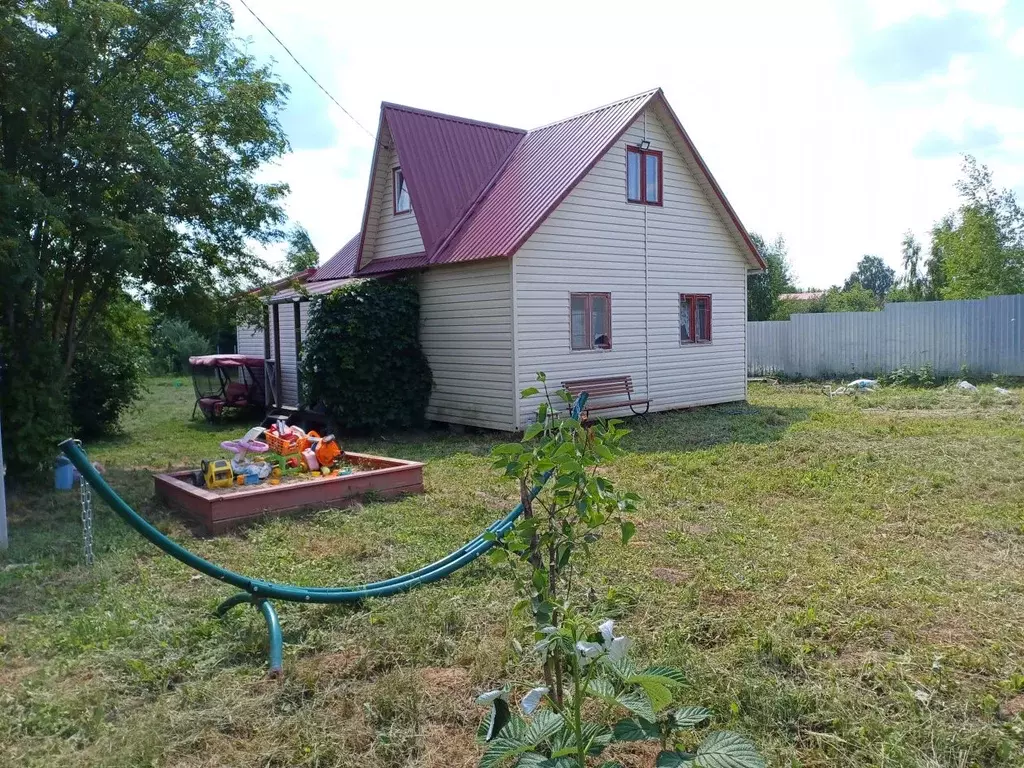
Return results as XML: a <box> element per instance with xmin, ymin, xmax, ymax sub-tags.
<box><xmin>228</xmin><ymin>0</ymin><xmax>1024</xmax><ymax>289</ymax></box>
<box><xmin>1008</xmin><ymin>27</ymin><xmax>1024</xmax><ymax>55</ymax></box>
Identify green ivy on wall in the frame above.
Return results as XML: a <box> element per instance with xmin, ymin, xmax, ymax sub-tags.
<box><xmin>300</xmin><ymin>277</ymin><xmax>433</xmax><ymax>431</ymax></box>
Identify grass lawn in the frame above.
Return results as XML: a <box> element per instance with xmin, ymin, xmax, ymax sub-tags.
<box><xmin>2</xmin><ymin>377</ymin><xmax>1023</xmax><ymax>767</ymax></box>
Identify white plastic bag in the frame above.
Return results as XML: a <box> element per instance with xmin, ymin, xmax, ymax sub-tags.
<box><xmin>847</xmin><ymin>379</ymin><xmax>878</xmax><ymax>390</ymax></box>
<box><xmin>956</xmin><ymin>380</ymin><xmax>978</xmax><ymax>392</ymax></box>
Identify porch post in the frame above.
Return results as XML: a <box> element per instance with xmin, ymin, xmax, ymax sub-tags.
<box><xmin>293</xmin><ymin>299</ymin><xmax>302</xmax><ymax>408</ymax></box>
<box><xmin>272</xmin><ymin>302</ymin><xmax>282</xmax><ymax>407</ymax></box>
<box><xmin>263</xmin><ymin>303</ymin><xmax>272</xmax><ymax>406</ymax></box>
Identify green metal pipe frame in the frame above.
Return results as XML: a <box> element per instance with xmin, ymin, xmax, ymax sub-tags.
<box><xmin>58</xmin><ymin>395</ymin><xmax>587</xmax><ymax>675</ymax></box>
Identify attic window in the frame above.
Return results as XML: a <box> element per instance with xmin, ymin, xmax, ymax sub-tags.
<box><xmin>393</xmin><ymin>168</ymin><xmax>411</xmax><ymax>214</ymax></box>
<box><xmin>626</xmin><ymin>146</ymin><xmax>662</xmax><ymax>205</ymax></box>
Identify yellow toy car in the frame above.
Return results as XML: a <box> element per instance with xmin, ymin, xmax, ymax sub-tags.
<box><xmin>201</xmin><ymin>459</ymin><xmax>233</xmax><ymax>489</ymax></box>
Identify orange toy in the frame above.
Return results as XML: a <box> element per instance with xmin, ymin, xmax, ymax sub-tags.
<box><xmin>314</xmin><ymin>434</ymin><xmax>342</xmax><ymax>468</ymax></box>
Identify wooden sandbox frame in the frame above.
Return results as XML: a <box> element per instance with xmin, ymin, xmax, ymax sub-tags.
<box><xmin>154</xmin><ymin>452</ymin><xmax>424</xmax><ymax>534</ymax></box>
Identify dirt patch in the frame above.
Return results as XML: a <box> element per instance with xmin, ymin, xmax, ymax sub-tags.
<box><xmin>652</xmin><ymin>567</ymin><xmax>691</xmax><ymax>585</ymax></box>
<box><xmin>420</xmin><ymin>667</ymin><xmax>474</xmax><ymax>725</ymax></box>
<box><xmin>295</xmin><ymin>649</ymin><xmax>365</xmax><ymax>680</ymax></box>
<box><xmin>1000</xmin><ymin>695</ymin><xmax>1024</xmax><ymax>720</ymax></box>
<box><xmin>681</xmin><ymin>522</ymin><xmax>714</xmax><ymax>537</ymax></box>
<box><xmin>420</xmin><ymin>666</ymin><xmax>471</xmax><ymax>692</ymax></box>
<box><xmin>419</xmin><ymin>723</ymin><xmax>480</xmax><ymax>768</ymax></box>
<box><xmin>0</xmin><ymin>658</ymin><xmax>40</xmax><ymax>688</ymax></box>
<box><xmin>603</xmin><ymin>741</ymin><xmax>662</xmax><ymax>767</ymax></box>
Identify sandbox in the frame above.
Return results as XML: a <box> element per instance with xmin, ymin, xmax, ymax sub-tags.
<box><xmin>154</xmin><ymin>452</ymin><xmax>424</xmax><ymax>534</ymax></box>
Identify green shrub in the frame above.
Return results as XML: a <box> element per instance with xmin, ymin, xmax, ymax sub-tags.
<box><xmin>884</xmin><ymin>364</ymin><xmax>936</xmax><ymax>388</ymax></box>
<box><xmin>151</xmin><ymin>317</ymin><xmax>212</xmax><ymax>374</ymax></box>
<box><xmin>301</xmin><ymin>277</ymin><xmax>432</xmax><ymax>430</ymax></box>
<box><xmin>70</xmin><ymin>299</ymin><xmax>150</xmax><ymax>437</ymax></box>
<box><xmin>0</xmin><ymin>337</ymin><xmax>69</xmax><ymax>474</ymax></box>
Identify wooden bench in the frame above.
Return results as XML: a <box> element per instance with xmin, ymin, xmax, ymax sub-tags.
<box><xmin>561</xmin><ymin>376</ymin><xmax>650</xmax><ymax>418</ymax></box>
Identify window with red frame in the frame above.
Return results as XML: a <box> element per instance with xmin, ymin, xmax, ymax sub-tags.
<box><xmin>626</xmin><ymin>146</ymin><xmax>662</xmax><ymax>205</ymax></box>
<box><xmin>680</xmin><ymin>294</ymin><xmax>712</xmax><ymax>343</ymax></box>
<box><xmin>570</xmin><ymin>293</ymin><xmax>612</xmax><ymax>350</ymax></box>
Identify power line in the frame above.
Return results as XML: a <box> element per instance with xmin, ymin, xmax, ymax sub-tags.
<box><xmin>235</xmin><ymin>0</ymin><xmax>376</xmax><ymax>140</ymax></box>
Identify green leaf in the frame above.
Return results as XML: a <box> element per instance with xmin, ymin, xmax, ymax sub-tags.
<box><xmin>629</xmin><ymin>667</ymin><xmax>686</xmax><ymax>691</ymax></box>
<box><xmin>611</xmin><ymin>718</ymin><xmax>661</xmax><ymax>742</ymax></box>
<box><xmin>524</xmin><ymin>422</ymin><xmax>545</xmax><ymax>440</ymax></box>
<box><xmin>620</xmin><ymin>520</ymin><xmax>636</xmax><ymax>545</ymax></box>
<box><xmin>523</xmin><ymin>710</ymin><xmax>564</xmax><ymax>746</ymax></box>
<box><xmin>549</xmin><ymin>722</ymin><xmax>611</xmax><ymax>758</ymax></box>
<box><xmin>616</xmin><ymin>690</ymin><xmax>656</xmax><ymax>722</ymax></box>
<box><xmin>480</xmin><ymin>737</ymin><xmax>533</xmax><ymax>768</ymax></box>
<box><xmin>637</xmin><ymin>679</ymin><xmax>673</xmax><ymax>713</ymax></box>
<box><xmin>586</xmin><ymin>677</ymin><xmax>617</xmax><ymax>702</ymax></box>
<box><xmin>520</xmin><ymin>386</ymin><xmax>540</xmax><ymax>398</ymax></box>
<box><xmin>693</xmin><ymin>731</ymin><xmax>765</xmax><ymax>768</ymax></box>
<box><xmin>657</xmin><ymin>751</ymin><xmax>696</xmax><ymax>767</ymax></box>
<box><xmin>672</xmin><ymin>706</ymin><xmax>712</xmax><ymax>729</ymax></box>
<box><xmin>493</xmin><ymin>443</ymin><xmax>526</xmax><ymax>456</ymax></box>
<box><xmin>514</xmin><ymin>753</ymin><xmax>553</xmax><ymax>767</ymax></box>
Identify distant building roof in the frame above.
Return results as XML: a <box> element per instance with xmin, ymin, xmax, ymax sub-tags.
<box><xmin>779</xmin><ymin>292</ymin><xmax>825</xmax><ymax>301</ymax></box>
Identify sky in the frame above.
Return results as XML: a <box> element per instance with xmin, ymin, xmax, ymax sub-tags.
<box><xmin>226</xmin><ymin>0</ymin><xmax>1024</xmax><ymax>289</ymax></box>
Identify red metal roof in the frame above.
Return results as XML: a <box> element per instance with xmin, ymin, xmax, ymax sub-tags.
<box><xmin>382</xmin><ymin>104</ymin><xmax>525</xmax><ymax>257</ymax></box>
<box><xmin>311</xmin><ymin>234</ymin><xmax>359</xmax><ymax>280</ymax></box>
<box><xmin>356</xmin><ymin>252</ymin><xmax>430</xmax><ymax>275</ymax></box>
<box><xmin>434</xmin><ymin>89</ymin><xmax>660</xmax><ymax>265</ymax></box>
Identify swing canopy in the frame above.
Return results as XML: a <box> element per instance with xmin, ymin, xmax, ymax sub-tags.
<box><xmin>188</xmin><ymin>355</ymin><xmax>267</xmax><ymax>421</ymax></box>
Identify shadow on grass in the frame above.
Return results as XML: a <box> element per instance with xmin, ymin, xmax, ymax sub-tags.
<box><xmin>622</xmin><ymin>403</ymin><xmax>812</xmax><ymax>454</ymax></box>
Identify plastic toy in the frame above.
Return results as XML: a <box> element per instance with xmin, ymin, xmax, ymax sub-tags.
<box><xmin>301</xmin><ymin>448</ymin><xmax>319</xmax><ymax>472</ymax></box>
<box><xmin>314</xmin><ymin>434</ymin><xmax>342</xmax><ymax>468</ymax></box>
<box><xmin>201</xmin><ymin>459</ymin><xmax>233</xmax><ymax>489</ymax></box>
<box><xmin>265</xmin><ymin>423</ymin><xmax>307</xmax><ymax>456</ymax></box>
<box><xmin>220</xmin><ymin>427</ymin><xmax>269</xmax><ymax>463</ymax></box>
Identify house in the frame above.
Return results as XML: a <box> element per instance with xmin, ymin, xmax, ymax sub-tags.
<box><xmin>239</xmin><ymin>88</ymin><xmax>765</xmax><ymax>431</ymax></box>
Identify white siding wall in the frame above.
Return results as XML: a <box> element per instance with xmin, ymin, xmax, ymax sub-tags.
<box><xmin>363</xmin><ymin>137</ymin><xmax>425</xmax><ymax>265</ymax></box>
<box><xmin>419</xmin><ymin>259</ymin><xmax>516</xmax><ymax>431</ymax></box>
<box><xmin>236</xmin><ymin>325</ymin><xmax>264</xmax><ymax>357</ymax></box>
<box><xmin>514</xmin><ymin>106</ymin><xmax>749</xmax><ymax>425</ymax></box>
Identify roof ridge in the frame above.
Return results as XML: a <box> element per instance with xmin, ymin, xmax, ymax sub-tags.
<box><xmin>381</xmin><ymin>101</ymin><xmax>526</xmax><ymax>135</ymax></box>
<box><xmin>528</xmin><ymin>87</ymin><xmax>661</xmax><ymax>131</ymax></box>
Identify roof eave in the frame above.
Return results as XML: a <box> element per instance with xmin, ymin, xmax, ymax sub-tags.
<box><xmin>353</xmin><ymin>110</ymin><xmax>390</xmax><ymax>274</ymax></box>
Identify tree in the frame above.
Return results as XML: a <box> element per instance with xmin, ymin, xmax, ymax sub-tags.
<box><xmin>747</xmin><ymin>233</ymin><xmax>795</xmax><ymax>321</ymax></box>
<box><xmin>930</xmin><ymin>156</ymin><xmax>1024</xmax><ymax>299</ymax></box>
<box><xmin>894</xmin><ymin>230</ymin><xmax>928</xmax><ymax>301</ymax></box>
<box><xmin>0</xmin><ymin>0</ymin><xmax>289</xmax><ymax>471</ymax></box>
<box><xmin>844</xmin><ymin>255</ymin><xmax>896</xmax><ymax>302</ymax></box>
<box><xmin>283</xmin><ymin>224</ymin><xmax>319</xmax><ymax>274</ymax></box>
<box><xmin>822</xmin><ymin>283</ymin><xmax>879</xmax><ymax>312</ymax></box>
